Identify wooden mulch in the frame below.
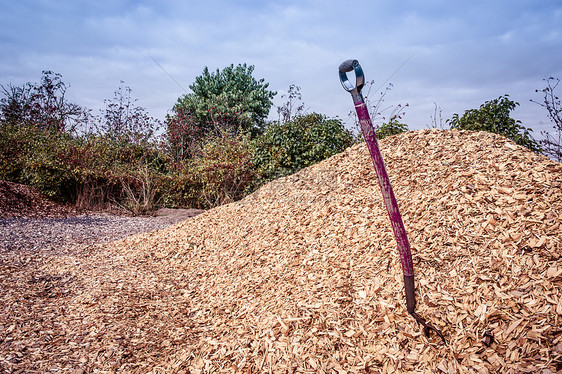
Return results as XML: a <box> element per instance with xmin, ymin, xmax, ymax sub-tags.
<box><xmin>1</xmin><ymin>129</ymin><xmax>561</xmax><ymax>373</ymax></box>
<box><xmin>0</xmin><ymin>180</ymin><xmax>78</xmax><ymax>219</ymax></box>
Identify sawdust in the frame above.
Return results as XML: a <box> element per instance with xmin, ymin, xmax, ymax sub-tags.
<box><xmin>1</xmin><ymin>129</ymin><xmax>561</xmax><ymax>373</ymax></box>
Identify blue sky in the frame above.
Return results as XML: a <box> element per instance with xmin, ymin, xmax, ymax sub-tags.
<box><xmin>1</xmin><ymin>0</ymin><xmax>561</xmax><ymax>137</ymax></box>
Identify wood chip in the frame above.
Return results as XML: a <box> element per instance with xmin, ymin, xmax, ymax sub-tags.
<box><xmin>1</xmin><ymin>129</ymin><xmax>561</xmax><ymax>372</ymax></box>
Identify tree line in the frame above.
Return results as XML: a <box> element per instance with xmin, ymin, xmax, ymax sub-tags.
<box><xmin>0</xmin><ymin>66</ymin><xmax>354</xmax><ymax>214</ymax></box>
<box><xmin>1</xmin><ymin>66</ymin><xmax>560</xmax><ymax>214</ymax></box>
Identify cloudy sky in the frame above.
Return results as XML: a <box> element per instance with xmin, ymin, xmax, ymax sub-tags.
<box><xmin>1</xmin><ymin>0</ymin><xmax>561</xmax><ymax>137</ymax></box>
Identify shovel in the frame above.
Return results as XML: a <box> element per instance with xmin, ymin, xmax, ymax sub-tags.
<box><xmin>339</xmin><ymin>59</ymin><xmax>446</xmax><ymax>343</ymax></box>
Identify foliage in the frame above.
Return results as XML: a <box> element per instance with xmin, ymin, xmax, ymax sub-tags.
<box><xmin>170</xmin><ymin>131</ymin><xmax>256</xmax><ymax>209</ymax></box>
<box><xmin>113</xmin><ymin>159</ymin><xmax>165</xmax><ymax>215</ymax></box>
<box><xmin>253</xmin><ymin>113</ymin><xmax>354</xmax><ymax>181</ymax></box>
<box><xmin>0</xmin><ymin>122</ymin><xmax>167</xmax><ymax>211</ymax></box>
<box><xmin>0</xmin><ymin>73</ymin><xmax>167</xmax><ymax>212</ymax></box>
<box><xmin>0</xmin><ymin>71</ymin><xmax>89</xmax><ymax>133</ymax></box>
<box><xmin>173</xmin><ymin>63</ymin><xmax>276</xmax><ymax>135</ymax></box>
<box><xmin>0</xmin><ymin>123</ymin><xmax>85</xmax><ymax>199</ymax></box>
<box><xmin>165</xmin><ymin>106</ymin><xmax>206</xmax><ymax>162</ymax></box>
<box><xmin>0</xmin><ymin>123</ymin><xmax>32</xmax><ymax>182</ymax></box>
<box><xmin>85</xmin><ymin>82</ymin><xmax>166</xmax><ymax>213</ymax></box>
<box><xmin>73</xmin><ymin>134</ymin><xmax>167</xmax><ymax>212</ymax></box>
<box><xmin>531</xmin><ymin>77</ymin><xmax>561</xmax><ymax>161</ymax></box>
<box><xmin>447</xmin><ymin>95</ymin><xmax>541</xmax><ymax>153</ymax></box>
<box><xmin>1</xmin><ymin>68</ymin><xmax>362</xmax><ymax>213</ymax></box>
<box><xmin>96</xmin><ymin>81</ymin><xmax>161</xmax><ymax>143</ymax></box>
<box><xmin>375</xmin><ymin>119</ymin><xmax>408</xmax><ymax>139</ymax></box>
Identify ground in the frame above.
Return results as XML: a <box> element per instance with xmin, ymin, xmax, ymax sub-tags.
<box><xmin>1</xmin><ymin>130</ymin><xmax>561</xmax><ymax>372</ymax></box>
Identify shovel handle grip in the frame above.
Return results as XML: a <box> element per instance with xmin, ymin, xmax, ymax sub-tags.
<box><xmin>338</xmin><ymin>59</ymin><xmax>357</xmax><ymax>73</ymax></box>
<box><xmin>339</xmin><ymin>59</ymin><xmax>365</xmax><ymax>96</ymax></box>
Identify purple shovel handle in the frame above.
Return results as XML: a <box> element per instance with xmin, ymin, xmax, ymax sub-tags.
<box><xmin>339</xmin><ymin>59</ymin><xmax>445</xmax><ymax>343</ymax></box>
<box><xmin>355</xmin><ymin>100</ymin><xmax>415</xmax><ymax>278</ymax></box>
<box><xmin>352</xmin><ymin>79</ymin><xmax>416</xmax><ymax>316</ymax></box>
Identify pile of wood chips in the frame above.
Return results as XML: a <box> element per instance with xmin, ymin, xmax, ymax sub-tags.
<box><xmin>0</xmin><ymin>179</ymin><xmax>77</xmax><ymax>218</ymax></box>
<box><xmin>1</xmin><ymin>129</ymin><xmax>561</xmax><ymax>373</ymax></box>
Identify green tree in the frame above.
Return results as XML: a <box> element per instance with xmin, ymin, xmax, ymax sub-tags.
<box><xmin>172</xmin><ymin>63</ymin><xmax>276</xmax><ymax>136</ymax></box>
<box><xmin>447</xmin><ymin>95</ymin><xmax>541</xmax><ymax>152</ymax></box>
<box><xmin>253</xmin><ymin>113</ymin><xmax>354</xmax><ymax>181</ymax></box>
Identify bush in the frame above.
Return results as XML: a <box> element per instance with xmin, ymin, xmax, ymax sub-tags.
<box><xmin>0</xmin><ymin>123</ymin><xmax>33</xmax><ymax>182</ymax></box>
<box><xmin>0</xmin><ymin>72</ymin><xmax>168</xmax><ymax>214</ymax></box>
<box><xmin>1</xmin><ymin>70</ymin><xmax>361</xmax><ymax>213</ymax></box>
<box><xmin>253</xmin><ymin>113</ymin><xmax>354</xmax><ymax>181</ymax></box>
<box><xmin>447</xmin><ymin>95</ymin><xmax>541</xmax><ymax>152</ymax></box>
<box><xmin>0</xmin><ymin>124</ymin><xmax>78</xmax><ymax>200</ymax></box>
<box><xmin>75</xmin><ymin>135</ymin><xmax>168</xmax><ymax>214</ymax></box>
<box><xmin>0</xmin><ymin>122</ymin><xmax>168</xmax><ymax>213</ymax></box>
<box><xmin>113</xmin><ymin>159</ymin><xmax>166</xmax><ymax>215</ymax></box>
<box><xmin>97</xmin><ymin>82</ymin><xmax>161</xmax><ymax>144</ymax></box>
<box><xmin>22</xmin><ymin>132</ymin><xmax>78</xmax><ymax>199</ymax></box>
<box><xmin>165</xmin><ymin>107</ymin><xmax>206</xmax><ymax>162</ymax></box>
<box><xmin>170</xmin><ymin>131</ymin><xmax>256</xmax><ymax>209</ymax></box>
<box><xmin>375</xmin><ymin>119</ymin><xmax>408</xmax><ymax>139</ymax></box>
